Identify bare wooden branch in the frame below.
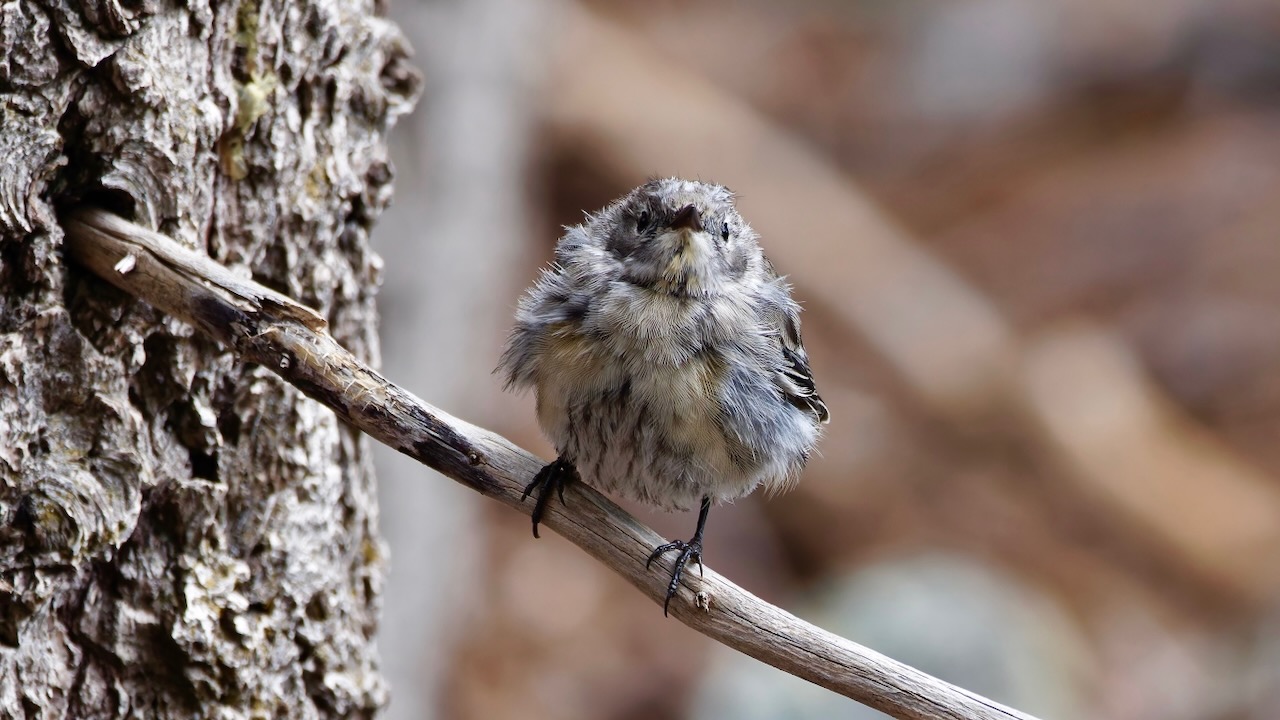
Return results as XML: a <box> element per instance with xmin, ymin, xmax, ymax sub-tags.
<box><xmin>61</xmin><ymin>206</ymin><xmax>1042</xmax><ymax>720</ymax></box>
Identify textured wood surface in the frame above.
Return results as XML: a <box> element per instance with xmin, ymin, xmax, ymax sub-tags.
<box><xmin>0</xmin><ymin>0</ymin><xmax>417</xmax><ymax>713</ymax></box>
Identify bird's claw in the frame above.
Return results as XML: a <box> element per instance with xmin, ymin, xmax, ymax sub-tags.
<box><xmin>522</xmin><ymin>457</ymin><xmax>577</xmax><ymax>538</ymax></box>
<box><xmin>647</xmin><ymin>538</ymin><xmax>704</xmax><ymax>616</ymax></box>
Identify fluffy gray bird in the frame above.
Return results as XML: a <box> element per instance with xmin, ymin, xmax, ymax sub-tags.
<box><xmin>499</xmin><ymin>178</ymin><xmax>829</xmax><ymax>614</ymax></box>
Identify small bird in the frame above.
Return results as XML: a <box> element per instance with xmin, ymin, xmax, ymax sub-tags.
<box><xmin>499</xmin><ymin>178</ymin><xmax>829</xmax><ymax>615</ymax></box>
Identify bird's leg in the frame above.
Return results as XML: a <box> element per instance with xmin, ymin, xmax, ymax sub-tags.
<box><xmin>646</xmin><ymin>496</ymin><xmax>711</xmax><ymax>616</ymax></box>
<box><xmin>522</xmin><ymin>455</ymin><xmax>578</xmax><ymax>539</ymax></box>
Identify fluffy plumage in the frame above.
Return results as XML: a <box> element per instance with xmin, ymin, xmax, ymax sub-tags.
<box><xmin>500</xmin><ymin>177</ymin><xmax>827</xmax><ymax>508</ymax></box>
<box><xmin>499</xmin><ymin>178</ymin><xmax>828</xmax><ymax>613</ymax></box>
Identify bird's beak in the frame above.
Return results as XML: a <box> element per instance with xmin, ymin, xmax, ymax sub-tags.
<box><xmin>669</xmin><ymin>204</ymin><xmax>703</xmax><ymax>233</ymax></box>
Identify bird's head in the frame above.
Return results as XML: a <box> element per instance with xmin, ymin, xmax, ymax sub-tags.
<box><xmin>597</xmin><ymin>178</ymin><xmax>762</xmax><ymax>297</ymax></box>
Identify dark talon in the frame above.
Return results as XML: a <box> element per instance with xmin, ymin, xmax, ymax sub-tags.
<box><xmin>522</xmin><ymin>456</ymin><xmax>578</xmax><ymax>538</ymax></box>
<box><xmin>647</xmin><ymin>539</ymin><xmax>703</xmax><ymax>616</ymax></box>
<box><xmin>646</xmin><ymin>497</ymin><xmax>712</xmax><ymax>616</ymax></box>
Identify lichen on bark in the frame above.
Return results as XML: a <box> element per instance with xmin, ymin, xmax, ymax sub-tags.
<box><xmin>0</xmin><ymin>0</ymin><xmax>420</xmax><ymax>715</ymax></box>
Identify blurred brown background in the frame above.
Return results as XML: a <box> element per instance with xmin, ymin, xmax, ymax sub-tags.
<box><xmin>370</xmin><ymin>1</ymin><xmax>1280</xmax><ymax>718</ymax></box>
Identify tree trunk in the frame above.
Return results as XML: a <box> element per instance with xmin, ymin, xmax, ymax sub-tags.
<box><xmin>0</xmin><ymin>0</ymin><xmax>419</xmax><ymax>716</ymax></box>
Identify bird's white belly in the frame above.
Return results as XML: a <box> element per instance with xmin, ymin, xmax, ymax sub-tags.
<box><xmin>536</xmin><ymin>351</ymin><xmax>752</xmax><ymax>511</ymax></box>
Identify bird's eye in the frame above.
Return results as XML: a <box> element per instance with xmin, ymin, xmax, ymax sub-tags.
<box><xmin>720</xmin><ymin>222</ymin><xmax>731</xmax><ymax>243</ymax></box>
<box><xmin>636</xmin><ymin>211</ymin><xmax>651</xmax><ymax>231</ymax></box>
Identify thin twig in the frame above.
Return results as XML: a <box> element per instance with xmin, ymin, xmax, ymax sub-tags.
<box><xmin>61</xmin><ymin>207</ymin><xmax>1042</xmax><ymax>720</ymax></box>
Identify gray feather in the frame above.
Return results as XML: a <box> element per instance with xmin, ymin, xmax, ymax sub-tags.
<box><xmin>497</xmin><ymin>178</ymin><xmax>827</xmax><ymax>511</ymax></box>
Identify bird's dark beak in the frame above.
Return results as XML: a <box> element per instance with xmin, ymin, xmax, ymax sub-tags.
<box><xmin>669</xmin><ymin>204</ymin><xmax>703</xmax><ymax>232</ymax></box>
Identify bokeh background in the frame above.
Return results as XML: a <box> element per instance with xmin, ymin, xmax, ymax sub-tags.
<box><xmin>369</xmin><ymin>1</ymin><xmax>1280</xmax><ymax>718</ymax></box>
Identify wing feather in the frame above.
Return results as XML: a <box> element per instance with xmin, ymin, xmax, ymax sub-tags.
<box><xmin>771</xmin><ymin>295</ymin><xmax>830</xmax><ymax>424</ymax></box>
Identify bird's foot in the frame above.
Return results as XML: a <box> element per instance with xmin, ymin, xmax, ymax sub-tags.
<box><xmin>522</xmin><ymin>456</ymin><xmax>577</xmax><ymax>538</ymax></box>
<box><xmin>646</xmin><ymin>537</ymin><xmax>704</xmax><ymax>617</ymax></box>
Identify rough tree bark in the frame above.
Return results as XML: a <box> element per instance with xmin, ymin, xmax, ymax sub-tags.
<box><xmin>0</xmin><ymin>0</ymin><xmax>419</xmax><ymax>716</ymax></box>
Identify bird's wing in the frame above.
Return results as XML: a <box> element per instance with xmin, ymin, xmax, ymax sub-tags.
<box><xmin>773</xmin><ymin>309</ymin><xmax>830</xmax><ymax>423</ymax></box>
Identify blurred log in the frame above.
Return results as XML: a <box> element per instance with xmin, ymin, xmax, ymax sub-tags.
<box><xmin>374</xmin><ymin>1</ymin><xmax>546</xmax><ymax>717</ymax></box>
<box><xmin>1022</xmin><ymin>323</ymin><xmax>1280</xmax><ymax>603</ymax></box>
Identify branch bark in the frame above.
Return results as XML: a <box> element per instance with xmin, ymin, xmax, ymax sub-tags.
<box><xmin>63</xmin><ymin>207</ymin><xmax>1042</xmax><ymax>720</ymax></box>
